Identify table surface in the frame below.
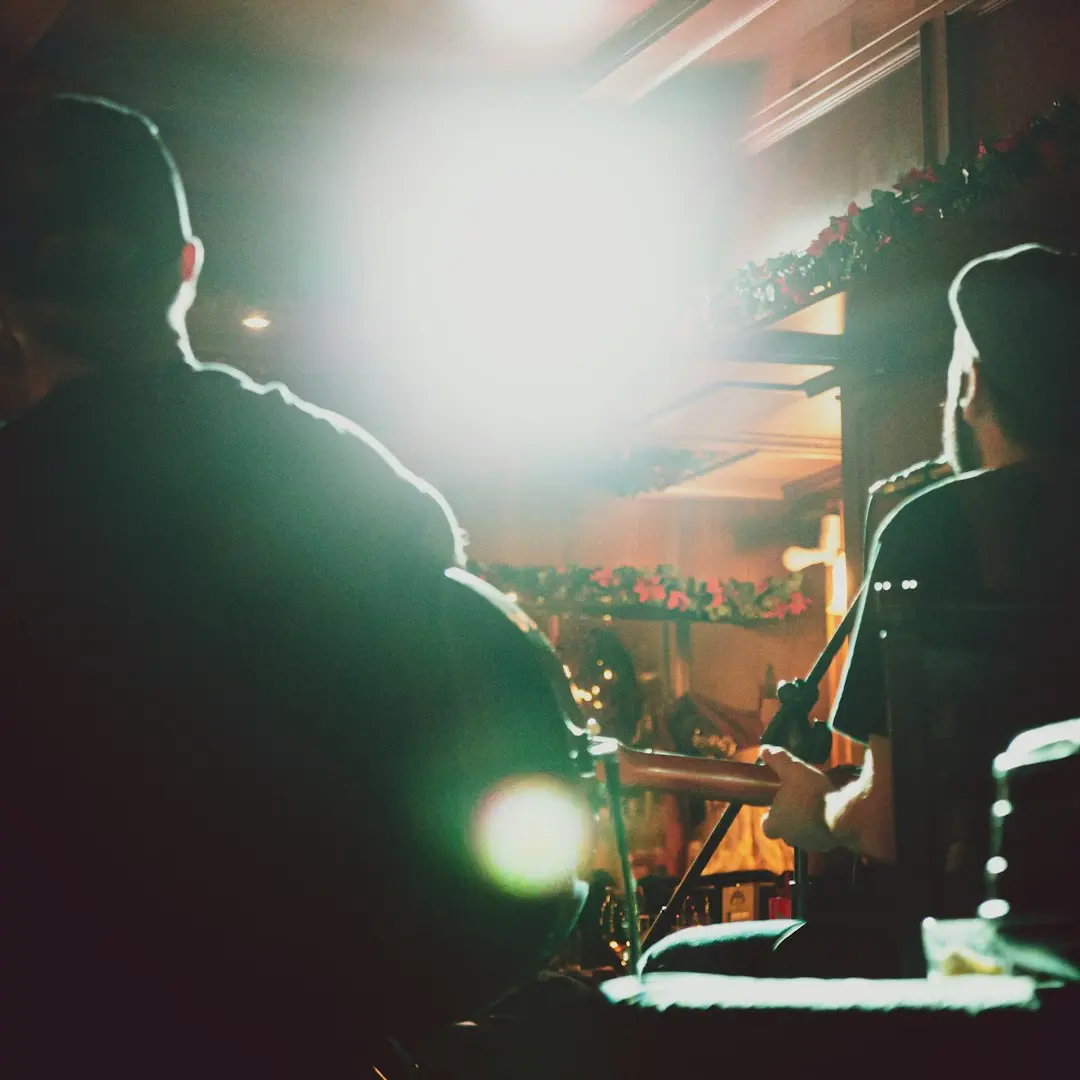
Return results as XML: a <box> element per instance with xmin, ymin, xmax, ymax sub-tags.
<box><xmin>601</xmin><ymin>971</ymin><xmax>1042</xmax><ymax>1012</ymax></box>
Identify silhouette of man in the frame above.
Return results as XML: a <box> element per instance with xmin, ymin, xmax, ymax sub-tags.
<box><xmin>0</xmin><ymin>95</ymin><xmax>483</xmax><ymax>1075</ymax></box>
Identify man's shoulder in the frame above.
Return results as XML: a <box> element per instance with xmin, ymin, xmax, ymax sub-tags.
<box><xmin>867</xmin><ymin>468</ymin><xmax>999</xmax><ymax>582</ymax></box>
<box><xmin>189</xmin><ymin>359</ymin><xmax>413</xmax><ymax>470</ymax></box>
<box><xmin>874</xmin><ymin>468</ymin><xmax>994</xmax><ymax>546</ymax></box>
<box><xmin>183</xmin><ymin>359</ymin><xmax>467</xmax><ymax>567</ymax></box>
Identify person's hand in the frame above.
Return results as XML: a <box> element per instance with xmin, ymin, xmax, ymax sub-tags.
<box><xmin>759</xmin><ymin>745</ymin><xmax>838</xmax><ymax>852</ymax></box>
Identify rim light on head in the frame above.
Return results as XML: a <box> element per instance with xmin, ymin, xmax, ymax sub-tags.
<box><xmin>471</xmin><ymin>774</ymin><xmax>590</xmax><ymax>897</ymax></box>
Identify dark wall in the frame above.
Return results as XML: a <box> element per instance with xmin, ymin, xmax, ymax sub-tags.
<box><xmin>841</xmin><ymin>168</ymin><xmax>1080</xmax><ymax>577</ymax></box>
<box><xmin>949</xmin><ymin>0</ymin><xmax>1080</xmax><ymax>155</ymax></box>
<box><xmin>739</xmin><ymin>58</ymin><xmax>924</xmax><ymax>267</ymax></box>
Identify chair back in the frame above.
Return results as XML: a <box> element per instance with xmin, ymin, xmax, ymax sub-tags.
<box><xmin>984</xmin><ymin>718</ymin><xmax>1080</xmax><ymax>979</ymax></box>
<box><xmin>876</xmin><ymin>590</ymin><xmax>1078</xmax><ymax>972</ymax></box>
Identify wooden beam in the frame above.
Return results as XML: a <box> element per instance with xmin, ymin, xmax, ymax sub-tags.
<box><xmin>797</xmin><ymin>368</ymin><xmax>843</xmax><ymax>397</ymax></box>
<box><xmin>724</xmin><ymin>328</ymin><xmax>844</xmax><ymax>364</ymax></box>
<box><xmin>636</xmin><ymin>429</ymin><xmax>842</xmax><ymax>459</ymax></box>
<box><xmin>782</xmin><ymin>462</ymin><xmax>844</xmax><ymax>502</ymax></box>
<box><xmin>648</xmin><ymin>447</ymin><xmax>761</xmax><ymax>492</ymax></box>
<box><xmin>919</xmin><ymin>12</ymin><xmax>951</xmax><ymax>165</ymax></box>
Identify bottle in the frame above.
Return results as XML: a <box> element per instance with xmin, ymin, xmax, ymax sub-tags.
<box><xmin>768</xmin><ymin>875</ymin><xmax>793</xmax><ymax>920</ymax></box>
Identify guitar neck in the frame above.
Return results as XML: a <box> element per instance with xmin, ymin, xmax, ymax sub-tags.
<box><xmin>609</xmin><ymin>745</ymin><xmax>779</xmax><ymax>806</ymax></box>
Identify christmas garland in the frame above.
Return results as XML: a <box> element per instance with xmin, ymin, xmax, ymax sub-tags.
<box><xmin>473</xmin><ymin>563</ymin><xmax>809</xmax><ymax>623</ymax></box>
<box><xmin>713</xmin><ymin>98</ymin><xmax>1080</xmax><ymax>329</ymax></box>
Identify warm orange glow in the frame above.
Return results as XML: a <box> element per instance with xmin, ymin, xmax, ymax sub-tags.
<box><xmin>784</xmin><ymin>513</ymin><xmax>843</xmax><ymax>573</ymax></box>
<box><xmin>827</xmin><ymin>552</ymin><xmax>848</xmax><ymax>616</ymax></box>
<box><xmin>769</xmin><ymin>290</ymin><xmax>846</xmax><ymax>336</ymax></box>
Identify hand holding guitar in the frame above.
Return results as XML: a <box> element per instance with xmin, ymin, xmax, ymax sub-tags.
<box><xmin>759</xmin><ymin>746</ymin><xmax>840</xmax><ymax>852</ymax></box>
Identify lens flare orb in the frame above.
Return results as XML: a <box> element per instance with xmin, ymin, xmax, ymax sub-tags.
<box><xmin>472</xmin><ymin>775</ymin><xmax>589</xmax><ymax>896</ymax></box>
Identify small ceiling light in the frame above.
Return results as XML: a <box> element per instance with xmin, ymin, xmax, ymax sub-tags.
<box><xmin>242</xmin><ymin>312</ymin><xmax>271</xmax><ymax>332</ymax></box>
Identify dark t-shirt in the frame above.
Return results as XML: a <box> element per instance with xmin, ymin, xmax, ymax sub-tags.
<box><xmin>1</xmin><ymin>357</ymin><xmax>467</xmax><ymax>1067</ymax></box>
<box><xmin>832</xmin><ymin>461</ymin><xmax>1079</xmax><ymax>743</ymax></box>
<box><xmin>829</xmin><ymin>460</ymin><xmax>1080</xmax><ymax>927</ymax></box>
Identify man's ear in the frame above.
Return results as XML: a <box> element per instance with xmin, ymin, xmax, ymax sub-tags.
<box><xmin>180</xmin><ymin>238</ymin><xmax>204</xmax><ymax>285</ymax></box>
<box><xmin>960</xmin><ymin>357</ymin><xmax>989</xmax><ymax>421</ymax></box>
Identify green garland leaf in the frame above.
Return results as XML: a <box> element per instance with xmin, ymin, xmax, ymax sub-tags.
<box><xmin>713</xmin><ymin>98</ymin><xmax>1080</xmax><ymax>331</ymax></box>
<box><xmin>472</xmin><ymin>562</ymin><xmax>810</xmax><ymax>624</ymax></box>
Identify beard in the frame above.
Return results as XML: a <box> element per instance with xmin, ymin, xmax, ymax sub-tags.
<box><xmin>942</xmin><ymin>402</ymin><xmax>983</xmax><ymax>474</ymax></box>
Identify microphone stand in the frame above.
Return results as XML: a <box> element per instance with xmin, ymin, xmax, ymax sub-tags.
<box><xmin>639</xmin><ymin>589</ymin><xmax>862</xmax><ymax>953</ymax></box>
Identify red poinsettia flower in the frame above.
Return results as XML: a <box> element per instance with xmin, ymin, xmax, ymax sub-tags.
<box><xmin>895</xmin><ymin>165</ymin><xmax>937</xmax><ymax>191</ymax></box>
<box><xmin>787</xmin><ymin>592</ymin><xmax>809</xmax><ymax>617</ymax></box>
<box><xmin>763</xmin><ymin>603</ymin><xmax>789</xmax><ymax>620</ymax></box>
<box><xmin>633</xmin><ymin>577</ymin><xmax>667</xmax><ymax>604</ymax></box>
<box><xmin>807</xmin><ymin>203</ymin><xmax>859</xmax><ymax>258</ymax></box>
<box><xmin>807</xmin><ymin>224</ymin><xmax>841</xmax><ymax>257</ymax></box>
<box><xmin>590</xmin><ymin>568</ymin><xmax>616</xmax><ymax>587</ymax></box>
<box><xmin>666</xmin><ymin>590</ymin><xmax>691</xmax><ymax>612</ymax></box>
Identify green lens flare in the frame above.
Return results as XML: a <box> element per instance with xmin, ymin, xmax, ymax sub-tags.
<box><xmin>472</xmin><ymin>776</ymin><xmax>589</xmax><ymax>896</ymax></box>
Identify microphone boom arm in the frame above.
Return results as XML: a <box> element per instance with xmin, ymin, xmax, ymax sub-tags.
<box><xmin>637</xmin><ymin>588</ymin><xmax>862</xmax><ymax>953</ymax></box>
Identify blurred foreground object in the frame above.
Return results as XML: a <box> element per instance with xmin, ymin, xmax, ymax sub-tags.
<box><xmin>979</xmin><ymin>718</ymin><xmax>1080</xmax><ymax>981</ymax></box>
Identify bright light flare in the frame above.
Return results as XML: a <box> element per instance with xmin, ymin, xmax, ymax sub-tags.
<box><xmin>471</xmin><ymin>775</ymin><xmax>590</xmax><ymax>896</ymax></box>
<box><xmin>469</xmin><ymin>0</ymin><xmax>615</xmax><ymax>43</ymax></box>
<box><xmin>241</xmin><ymin>312</ymin><xmax>271</xmax><ymax>332</ymax></box>
<box><xmin>333</xmin><ymin>95</ymin><xmax>691</xmax><ymax>449</ymax></box>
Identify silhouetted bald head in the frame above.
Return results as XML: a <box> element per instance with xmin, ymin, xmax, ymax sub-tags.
<box><xmin>0</xmin><ymin>95</ymin><xmax>199</xmax><ymax>370</ymax></box>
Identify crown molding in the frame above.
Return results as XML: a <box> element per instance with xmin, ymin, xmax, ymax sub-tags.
<box><xmin>586</xmin><ymin>0</ymin><xmax>782</xmax><ymax>103</ymax></box>
<box><xmin>741</xmin><ymin>0</ymin><xmax>968</xmax><ymax>154</ymax></box>
<box><xmin>959</xmin><ymin>0</ymin><xmax>1019</xmax><ymax>15</ymax></box>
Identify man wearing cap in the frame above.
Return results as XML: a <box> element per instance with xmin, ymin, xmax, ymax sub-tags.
<box><xmin>641</xmin><ymin>243</ymin><xmax>1080</xmax><ymax>980</ymax></box>
<box><xmin>760</xmin><ymin>243</ymin><xmax>1080</xmax><ymax>942</ymax></box>
<box><xmin>0</xmin><ymin>95</ymin><xmax>477</xmax><ymax>1073</ymax></box>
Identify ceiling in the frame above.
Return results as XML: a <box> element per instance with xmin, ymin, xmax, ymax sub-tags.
<box><xmin>51</xmin><ymin>0</ymin><xmax>657</xmax><ymax>70</ymax></box>
<box><xmin>635</xmin><ymin>292</ymin><xmax>846</xmax><ymax>500</ymax></box>
<box><xmin>5</xmin><ymin>1</ymin><xmax>853</xmax><ymax>74</ymax></box>
<box><xmin>1</xmin><ymin>1</ymin><xmax>931</xmax><ymax>501</ymax></box>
